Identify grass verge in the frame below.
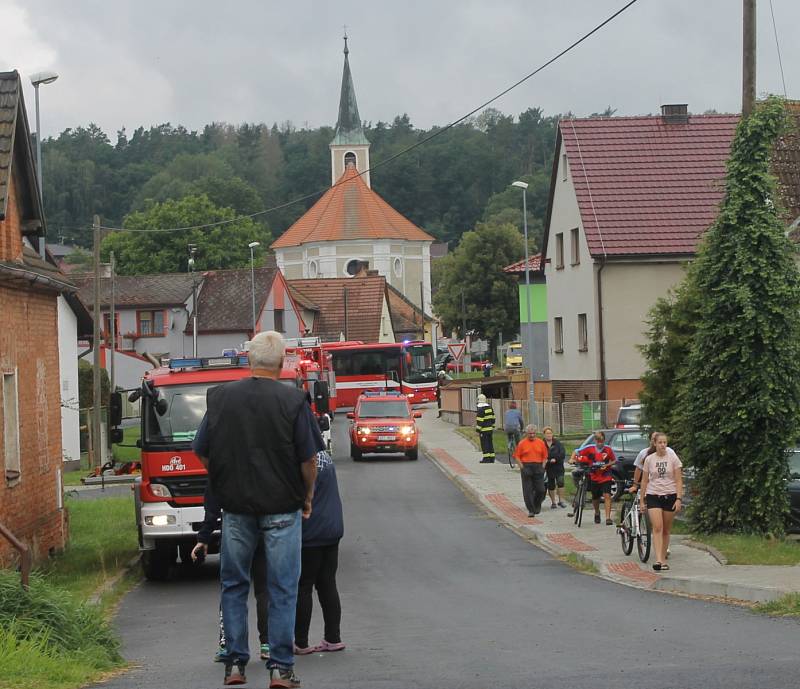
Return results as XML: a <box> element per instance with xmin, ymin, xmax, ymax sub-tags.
<box><xmin>684</xmin><ymin>533</ymin><xmax>800</xmax><ymax>566</ymax></box>
<box><xmin>753</xmin><ymin>593</ymin><xmax>800</xmax><ymax>617</ymax></box>
<box><xmin>560</xmin><ymin>552</ymin><xmax>599</xmax><ymax>574</ymax></box>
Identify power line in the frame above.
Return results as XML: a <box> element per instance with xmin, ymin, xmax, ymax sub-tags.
<box><xmin>768</xmin><ymin>0</ymin><xmax>788</xmax><ymax>98</ymax></box>
<box><xmin>91</xmin><ymin>0</ymin><xmax>640</xmax><ymax>235</ymax></box>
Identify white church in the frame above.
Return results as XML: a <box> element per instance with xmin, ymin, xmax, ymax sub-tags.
<box><xmin>271</xmin><ymin>38</ymin><xmax>434</xmax><ymax>310</ymax></box>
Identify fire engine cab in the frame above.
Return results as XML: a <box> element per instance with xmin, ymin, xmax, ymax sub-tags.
<box><xmin>128</xmin><ymin>348</ymin><xmax>332</xmax><ymax>581</ymax></box>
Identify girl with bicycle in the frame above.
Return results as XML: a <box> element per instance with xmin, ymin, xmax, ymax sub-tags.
<box><xmin>639</xmin><ymin>433</ymin><xmax>683</xmax><ymax>571</ymax></box>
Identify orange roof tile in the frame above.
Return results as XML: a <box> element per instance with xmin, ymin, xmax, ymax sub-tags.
<box><xmin>271</xmin><ymin>166</ymin><xmax>434</xmax><ymax>248</ymax></box>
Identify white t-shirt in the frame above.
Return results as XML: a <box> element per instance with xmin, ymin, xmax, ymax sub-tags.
<box><xmin>634</xmin><ymin>445</ymin><xmax>673</xmax><ymax>470</ymax></box>
<box><xmin>642</xmin><ymin>448</ymin><xmax>683</xmax><ymax>496</ymax></box>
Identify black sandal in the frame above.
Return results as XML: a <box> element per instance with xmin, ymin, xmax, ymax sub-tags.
<box><xmin>652</xmin><ymin>562</ymin><xmax>662</xmax><ymax>571</ymax></box>
<box><xmin>660</xmin><ymin>563</ymin><xmax>670</xmax><ymax>571</ymax></box>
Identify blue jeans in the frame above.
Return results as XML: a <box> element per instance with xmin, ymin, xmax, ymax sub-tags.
<box><xmin>220</xmin><ymin>510</ymin><xmax>302</xmax><ymax>669</ymax></box>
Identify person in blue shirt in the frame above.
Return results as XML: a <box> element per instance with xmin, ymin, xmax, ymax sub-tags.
<box><xmin>293</xmin><ymin>448</ymin><xmax>345</xmax><ymax>655</ymax></box>
<box><xmin>503</xmin><ymin>402</ymin><xmax>524</xmax><ymax>459</ymax></box>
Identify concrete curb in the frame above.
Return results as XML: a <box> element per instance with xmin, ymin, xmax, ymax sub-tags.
<box><xmin>88</xmin><ymin>555</ymin><xmax>140</xmax><ymax>606</ymax></box>
<box><xmin>421</xmin><ymin>440</ymin><xmax>790</xmax><ymax>605</ymax></box>
<box><xmin>682</xmin><ymin>538</ymin><xmax>729</xmax><ymax>565</ymax></box>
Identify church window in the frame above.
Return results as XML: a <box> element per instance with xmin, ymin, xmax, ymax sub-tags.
<box><xmin>308</xmin><ymin>260</ymin><xmax>319</xmax><ymax>278</ymax></box>
<box><xmin>345</xmin><ymin>259</ymin><xmax>362</xmax><ymax>277</ymax></box>
<box><xmin>344</xmin><ymin>151</ymin><xmax>357</xmax><ymax>168</ymax></box>
<box><xmin>393</xmin><ymin>257</ymin><xmax>402</xmax><ymax>277</ymax></box>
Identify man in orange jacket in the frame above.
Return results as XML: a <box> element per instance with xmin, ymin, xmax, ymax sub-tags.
<box><xmin>513</xmin><ymin>425</ymin><xmax>549</xmax><ymax>517</ymax></box>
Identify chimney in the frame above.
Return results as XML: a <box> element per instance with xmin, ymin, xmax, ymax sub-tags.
<box><xmin>661</xmin><ymin>104</ymin><xmax>689</xmax><ymax>124</ymax></box>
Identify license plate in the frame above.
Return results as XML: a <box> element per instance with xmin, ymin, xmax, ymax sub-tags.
<box><xmin>377</xmin><ymin>435</ymin><xmax>395</xmax><ymax>441</ymax></box>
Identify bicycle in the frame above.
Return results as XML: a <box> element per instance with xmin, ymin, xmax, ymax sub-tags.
<box><xmin>566</xmin><ymin>461</ymin><xmax>599</xmax><ymax>527</ymax></box>
<box><xmin>506</xmin><ymin>430</ymin><xmax>520</xmax><ymax>468</ymax></box>
<box><xmin>617</xmin><ymin>480</ymin><xmax>651</xmax><ymax>562</ymax></box>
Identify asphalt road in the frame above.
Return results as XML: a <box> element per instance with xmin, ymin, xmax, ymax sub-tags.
<box><xmin>96</xmin><ymin>417</ymin><xmax>799</xmax><ymax>689</ymax></box>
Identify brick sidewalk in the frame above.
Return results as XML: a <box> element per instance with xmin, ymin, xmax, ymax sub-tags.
<box><xmin>417</xmin><ymin>408</ymin><xmax>800</xmax><ymax>604</ymax></box>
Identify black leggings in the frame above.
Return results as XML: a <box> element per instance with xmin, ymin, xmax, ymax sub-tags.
<box><xmin>295</xmin><ymin>543</ymin><xmax>341</xmax><ymax>648</ymax></box>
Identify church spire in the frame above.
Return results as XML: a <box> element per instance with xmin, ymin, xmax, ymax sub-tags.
<box><xmin>331</xmin><ymin>32</ymin><xmax>369</xmax><ymax>147</ymax></box>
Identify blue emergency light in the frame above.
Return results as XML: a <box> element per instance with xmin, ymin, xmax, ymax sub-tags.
<box><xmin>168</xmin><ymin>354</ymin><xmax>249</xmax><ymax>370</ymax></box>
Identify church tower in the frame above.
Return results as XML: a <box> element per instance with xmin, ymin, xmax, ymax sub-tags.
<box><xmin>330</xmin><ymin>34</ymin><xmax>371</xmax><ymax>188</ymax></box>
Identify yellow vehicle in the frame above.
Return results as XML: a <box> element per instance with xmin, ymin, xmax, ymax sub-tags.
<box><xmin>506</xmin><ymin>342</ymin><xmax>523</xmax><ymax>368</ymax></box>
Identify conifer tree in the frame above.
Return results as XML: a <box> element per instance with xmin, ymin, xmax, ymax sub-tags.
<box><xmin>680</xmin><ymin>98</ymin><xmax>800</xmax><ymax>535</ymax></box>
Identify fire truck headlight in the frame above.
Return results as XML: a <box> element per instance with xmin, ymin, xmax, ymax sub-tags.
<box><xmin>145</xmin><ymin>514</ymin><xmax>177</xmax><ymax>526</ymax></box>
<box><xmin>357</xmin><ymin>426</ymin><xmax>370</xmax><ymax>435</ymax></box>
<box><xmin>400</xmin><ymin>426</ymin><xmax>414</xmax><ymax>436</ymax></box>
<box><xmin>149</xmin><ymin>483</ymin><xmax>172</xmax><ymax>499</ymax></box>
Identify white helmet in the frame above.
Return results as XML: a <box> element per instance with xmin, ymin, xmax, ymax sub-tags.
<box><xmin>477</xmin><ymin>393</ymin><xmax>487</xmax><ymax>404</ymax></box>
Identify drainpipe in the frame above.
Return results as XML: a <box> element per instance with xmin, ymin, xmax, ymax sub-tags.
<box><xmin>596</xmin><ymin>259</ymin><xmax>607</xmax><ymax>401</ymax></box>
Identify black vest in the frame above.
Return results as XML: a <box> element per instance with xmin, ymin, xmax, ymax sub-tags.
<box><xmin>206</xmin><ymin>376</ymin><xmax>307</xmax><ymax>515</ymax></box>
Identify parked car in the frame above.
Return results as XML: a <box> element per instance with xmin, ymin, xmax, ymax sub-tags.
<box><xmin>435</xmin><ymin>351</ymin><xmax>453</xmax><ymax>373</ymax></box>
<box><xmin>347</xmin><ymin>391</ymin><xmax>422</xmax><ymax>461</ymax></box>
<box><xmin>505</xmin><ymin>342</ymin><xmax>523</xmax><ymax>368</ymax></box>
<box><xmin>577</xmin><ymin>428</ymin><xmax>650</xmax><ymax>500</ymax></box>
<box><xmin>615</xmin><ymin>403</ymin><xmax>642</xmax><ymax>428</ymax></box>
<box><xmin>786</xmin><ymin>449</ymin><xmax>800</xmax><ymax>534</ymax></box>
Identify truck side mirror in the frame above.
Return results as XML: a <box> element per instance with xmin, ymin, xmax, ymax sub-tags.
<box><xmin>110</xmin><ymin>428</ymin><xmax>124</xmax><ymax>444</ymax></box>
<box><xmin>314</xmin><ymin>381</ymin><xmax>330</xmax><ymax>414</ymax></box>
<box><xmin>110</xmin><ymin>391</ymin><xmax>123</xmax><ymax>427</ymax></box>
<box><xmin>346</xmin><ymin>412</ymin><xmax>354</xmax><ymax>419</ymax></box>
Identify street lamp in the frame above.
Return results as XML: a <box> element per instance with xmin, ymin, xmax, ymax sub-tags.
<box><xmin>248</xmin><ymin>241</ymin><xmax>261</xmax><ymax>335</ymax></box>
<box><xmin>188</xmin><ymin>244</ymin><xmax>198</xmax><ymax>356</ymax></box>
<box><xmin>511</xmin><ymin>180</ymin><xmax>535</xmax><ymax>423</ymax></box>
<box><xmin>30</xmin><ymin>70</ymin><xmax>59</xmax><ymax>258</ymax></box>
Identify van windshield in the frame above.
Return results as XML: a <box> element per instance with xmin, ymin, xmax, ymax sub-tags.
<box><xmin>358</xmin><ymin>401</ymin><xmax>410</xmax><ymax>419</ymax></box>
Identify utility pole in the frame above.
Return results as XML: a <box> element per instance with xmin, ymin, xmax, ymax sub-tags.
<box><xmin>419</xmin><ymin>281</ymin><xmax>425</xmax><ymax>341</ymax></box>
<box><xmin>92</xmin><ymin>215</ymin><xmax>102</xmax><ymax>470</ymax></box>
<box><xmin>742</xmin><ymin>0</ymin><xmax>757</xmax><ymax>117</ymax></box>
<box><xmin>109</xmin><ymin>251</ymin><xmax>116</xmax><ymax>395</ymax></box>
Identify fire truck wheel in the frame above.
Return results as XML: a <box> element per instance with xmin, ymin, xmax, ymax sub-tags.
<box><xmin>406</xmin><ymin>447</ymin><xmax>419</xmax><ymax>461</ymax></box>
<box><xmin>350</xmin><ymin>443</ymin><xmax>362</xmax><ymax>462</ymax></box>
<box><xmin>141</xmin><ymin>546</ymin><xmax>175</xmax><ymax>581</ymax></box>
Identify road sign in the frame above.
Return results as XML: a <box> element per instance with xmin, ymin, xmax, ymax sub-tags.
<box><xmin>448</xmin><ymin>342</ymin><xmax>466</xmax><ymax>361</ymax></box>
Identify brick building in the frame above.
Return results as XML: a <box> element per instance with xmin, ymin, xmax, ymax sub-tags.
<box><xmin>0</xmin><ymin>71</ymin><xmax>70</xmax><ymax>564</ymax></box>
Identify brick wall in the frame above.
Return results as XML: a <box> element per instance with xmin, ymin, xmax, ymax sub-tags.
<box><xmin>0</xmin><ymin>177</ymin><xmax>66</xmax><ymax>566</ymax></box>
<box><xmin>0</xmin><ymin>174</ymin><xmax>23</xmax><ymax>262</ymax></box>
<box><xmin>551</xmin><ymin>379</ymin><xmax>603</xmax><ymax>402</ymax></box>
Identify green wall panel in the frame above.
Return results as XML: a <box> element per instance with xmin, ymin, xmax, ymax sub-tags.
<box><xmin>518</xmin><ymin>283</ymin><xmax>547</xmax><ymax>324</ymax></box>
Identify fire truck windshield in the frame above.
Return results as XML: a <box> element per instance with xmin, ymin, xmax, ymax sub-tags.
<box><xmin>403</xmin><ymin>344</ymin><xmax>435</xmax><ymax>384</ymax></box>
<box><xmin>143</xmin><ymin>383</ymin><xmax>217</xmax><ymax>445</ymax></box>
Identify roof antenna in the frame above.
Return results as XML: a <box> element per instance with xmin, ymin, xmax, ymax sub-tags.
<box><xmin>343</xmin><ymin>25</ymin><xmax>349</xmax><ymax>55</ymax></box>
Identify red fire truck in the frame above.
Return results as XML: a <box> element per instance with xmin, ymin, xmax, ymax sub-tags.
<box><xmin>126</xmin><ymin>350</ymin><xmax>332</xmax><ymax>580</ymax></box>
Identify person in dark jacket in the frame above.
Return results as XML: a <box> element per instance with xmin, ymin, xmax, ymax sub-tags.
<box><xmin>293</xmin><ymin>449</ymin><xmax>345</xmax><ymax>655</ymax></box>
<box><xmin>475</xmin><ymin>393</ymin><xmax>496</xmax><ymax>463</ymax></box>
<box><xmin>191</xmin><ymin>485</ymin><xmax>270</xmax><ymax>662</ymax></box>
<box><xmin>543</xmin><ymin>426</ymin><xmax>568</xmax><ymax>508</ymax></box>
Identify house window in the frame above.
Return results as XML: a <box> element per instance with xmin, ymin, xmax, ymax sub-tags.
<box><xmin>308</xmin><ymin>260</ymin><xmax>318</xmax><ymax>278</ymax></box>
<box><xmin>562</xmin><ymin>153</ymin><xmax>568</xmax><ymax>182</ymax></box>
<box><xmin>137</xmin><ymin>310</ymin><xmax>165</xmax><ymax>337</ymax></box>
<box><xmin>555</xmin><ymin>233</ymin><xmax>564</xmax><ymax>269</ymax></box>
<box><xmin>3</xmin><ymin>370</ymin><xmax>21</xmax><ymax>484</ymax></box>
<box><xmin>578</xmin><ymin>313</ymin><xmax>588</xmax><ymax>352</ymax></box>
<box><xmin>274</xmin><ymin>308</ymin><xmax>285</xmax><ymax>333</ymax></box>
<box><xmin>103</xmin><ymin>313</ymin><xmax>120</xmax><ymax>348</ymax></box>
<box><xmin>554</xmin><ymin>317</ymin><xmax>564</xmax><ymax>354</ymax></box>
<box><xmin>570</xmin><ymin>228</ymin><xmax>580</xmax><ymax>265</ymax></box>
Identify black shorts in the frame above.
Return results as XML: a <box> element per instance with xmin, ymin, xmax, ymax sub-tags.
<box><xmin>589</xmin><ymin>479</ymin><xmax>612</xmax><ymax>499</ymax></box>
<box><xmin>546</xmin><ymin>465</ymin><xmax>565</xmax><ymax>490</ymax></box>
<box><xmin>645</xmin><ymin>493</ymin><xmax>678</xmax><ymax>511</ymax></box>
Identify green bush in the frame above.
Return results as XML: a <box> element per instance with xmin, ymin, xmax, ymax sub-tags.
<box><xmin>0</xmin><ymin>571</ymin><xmax>121</xmax><ymax>665</ymax></box>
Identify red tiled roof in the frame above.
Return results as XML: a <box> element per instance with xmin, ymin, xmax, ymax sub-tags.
<box><xmin>73</xmin><ymin>272</ymin><xmax>196</xmax><ymax>309</ymax></box>
<box><xmin>271</xmin><ymin>165</ymin><xmax>434</xmax><ymax>248</ymax></box>
<box><xmin>287</xmin><ymin>276</ymin><xmax>387</xmax><ymax>342</ymax></box>
<box><xmin>503</xmin><ymin>254</ymin><xmax>543</xmax><ymax>274</ymax></box>
<box><xmin>558</xmin><ymin>114</ymin><xmax>740</xmax><ymax>257</ymax></box>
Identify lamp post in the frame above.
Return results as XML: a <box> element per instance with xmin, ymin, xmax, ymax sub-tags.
<box><xmin>248</xmin><ymin>242</ymin><xmax>261</xmax><ymax>335</ymax></box>
<box><xmin>188</xmin><ymin>244</ymin><xmax>198</xmax><ymax>356</ymax></box>
<box><xmin>511</xmin><ymin>180</ymin><xmax>535</xmax><ymax>423</ymax></box>
<box><xmin>30</xmin><ymin>71</ymin><xmax>58</xmax><ymax>258</ymax></box>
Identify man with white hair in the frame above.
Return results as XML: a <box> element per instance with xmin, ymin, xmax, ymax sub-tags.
<box><xmin>193</xmin><ymin>331</ymin><xmax>322</xmax><ymax>688</ymax></box>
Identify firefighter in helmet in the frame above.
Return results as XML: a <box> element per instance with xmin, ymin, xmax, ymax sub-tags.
<box><xmin>475</xmin><ymin>393</ymin><xmax>496</xmax><ymax>463</ymax></box>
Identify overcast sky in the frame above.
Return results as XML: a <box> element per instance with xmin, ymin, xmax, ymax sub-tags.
<box><xmin>3</xmin><ymin>0</ymin><xmax>798</xmax><ymax>140</ymax></box>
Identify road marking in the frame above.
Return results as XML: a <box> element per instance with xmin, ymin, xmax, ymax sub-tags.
<box><xmin>545</xmin><ymin>532</ymin><xmax>597</xmax><ymax>552</ymax></box>
<box><xmin>485</xmin><ymin>492</ymin><xmax>541</xmax><ymax>524</ymax></box>
<box><xmin>606</xmin><ymin>561</ymin><xmax>660</xmax><ymax>585</ymax></box>
<box><xmin>429</xmin><ymin>448</ymin><xmax>473</xmax><ymax>475</ymax></box>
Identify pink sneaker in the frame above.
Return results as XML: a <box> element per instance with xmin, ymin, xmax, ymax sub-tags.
<box><xmin>294</xmin><ymin>644</ymin><xmax>315</xmax><ymax>655</ymax></box>
<box><xmin>314</xmin><ymin>639</ymin><xmax>345</xmax><ymax>652</ymax></box>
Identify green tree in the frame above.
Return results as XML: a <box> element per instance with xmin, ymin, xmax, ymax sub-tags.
<box><xmin>432</xmin><ymin>220</ymin><xmax>524</xmax><ymax>348</ymax></box>
<box><xmin>101</xmin><ymin>194</ymin><xmax>271</xmax><ymax>275</ymax></box>
<box><xmin>679</xmin><ymin>98</ymin><xmax>800</xmax><ymax>535</ymax></box>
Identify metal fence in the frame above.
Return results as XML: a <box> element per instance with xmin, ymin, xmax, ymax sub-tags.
<box><xmin>489</xmin><ymin>398</ymin><xmax>632</xmax><ymax>436</ymax></box>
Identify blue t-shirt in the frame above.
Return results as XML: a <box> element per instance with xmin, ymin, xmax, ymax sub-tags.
<box><xmin>192</xmin><ymin>402</ymin><xmax>323</xmax><ymax>464</ymax></box>
<box><xmin>302</xmin><ymin>450</ymin><xmax>344</xmax><ymax>547</ymax></box>
<box><xmin>504</xmin><ymin>408</ymin><xmax>524</xmax><ymax>433</ymax></box>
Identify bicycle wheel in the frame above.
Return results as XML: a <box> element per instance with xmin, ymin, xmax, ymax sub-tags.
<box><xmin>637</xmin><ymin>509</ymin><xmax>652</xmax><ymax>562</ymax></box>
<box><xmin>619</xmin><ymin>501</ymin><xmax>634</xmax><ymax>555</ymax></box>
<box><xmin>575</xmin><ymin>480</ymin><xmax>586</xmax><ymax>527</ymax></box>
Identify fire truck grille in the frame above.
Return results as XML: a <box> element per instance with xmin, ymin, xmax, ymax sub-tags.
<box><xmin>160</xmin><ymin>475</ymin><xmax>207</xmax><ymax>499</ymax></box>
<box><xmin>370</xmin><ymin>425</ymin><xmax>398</xmax><ymax>432</ymax></box>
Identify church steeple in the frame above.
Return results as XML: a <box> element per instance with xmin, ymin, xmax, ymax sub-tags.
<box><xmin>330</xmin><ymin>32</ymin><xmax>371</xmax><ymax>187</ymax></box>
